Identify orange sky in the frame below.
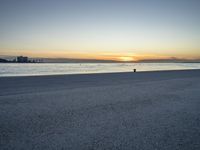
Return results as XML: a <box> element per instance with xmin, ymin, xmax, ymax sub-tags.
<box><xmin>1</xmin><ymin>49</ymin><xmax>200</xmax><ymax>62</ymax></box>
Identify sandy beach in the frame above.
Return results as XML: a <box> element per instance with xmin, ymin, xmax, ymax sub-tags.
<box><xmin>0</xmin><ymin>70</ymin><xmax>200</xmax><ymax>150</ymax></box>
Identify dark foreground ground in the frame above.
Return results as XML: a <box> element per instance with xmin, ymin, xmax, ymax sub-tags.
<box><xmin>0</xmin><ymin>70</ymin><xmax>200</xmax><ymax>150</ymax></box>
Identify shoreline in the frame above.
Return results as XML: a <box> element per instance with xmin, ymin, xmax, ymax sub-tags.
<box><xmin>1</xmin><ymin>69</ymin><xmax>200</xmax><ymax>96</ymax></box>
<box><xmin>0</xmin><ymin>68</ymin><xmax>200</xmax><ymax>78</ymax></box>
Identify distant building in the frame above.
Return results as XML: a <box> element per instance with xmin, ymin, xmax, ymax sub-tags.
<box><xmin>0</xmin><ymin>58</ymin><xmax>8</xmax><ymax>63</ymax></box>
<box><xmin>17</xmin><ymin>56</ymin><xmax>28</xmax><ymax>63</ymax></box>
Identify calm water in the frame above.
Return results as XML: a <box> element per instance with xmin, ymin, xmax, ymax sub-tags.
<box><xmin>0</xmin><ymin>63</ymin><xmax>200</xmax><ymax>77</ymax></box>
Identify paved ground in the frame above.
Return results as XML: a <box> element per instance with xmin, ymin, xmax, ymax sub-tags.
<box><xmin>0</xmin><ymin>70</ymin><xmax>200</xmax><ymax>149</ymax></box>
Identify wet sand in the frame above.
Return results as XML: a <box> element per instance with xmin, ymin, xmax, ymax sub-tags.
<box><xmin>0</xmin><ymin>70</ymin><xmax>200</xmax><ymax>149</ymax></box>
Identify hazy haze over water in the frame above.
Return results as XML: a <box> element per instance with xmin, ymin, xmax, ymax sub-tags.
<box><xmin>0</xmin><ymin>63</ymin><xmax>200</xmax><ymax>77</ymax></box>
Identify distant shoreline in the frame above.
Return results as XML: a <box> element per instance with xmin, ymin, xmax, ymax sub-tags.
<box><xmin>1</xmin><ymin>61</ymin><xmax>200</xmax><ymax>64</ymax></box>
<box><xmin>1</xmin><ymin>56</ymin><xmax>200</xmax><ymax>63</ymax></box>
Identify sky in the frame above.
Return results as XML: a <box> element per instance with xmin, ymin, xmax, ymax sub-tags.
<box><xmin>0</xmin><ymin>0</ymin><xmax>200</xmax><ymax>61</ymax></box>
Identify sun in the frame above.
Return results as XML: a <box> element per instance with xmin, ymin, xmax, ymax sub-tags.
<box><xmin>119</xmin><ymin>56</ymin><xmax>134</xmax><ymax>62</ymax></box>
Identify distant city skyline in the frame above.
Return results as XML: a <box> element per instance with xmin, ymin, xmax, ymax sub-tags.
<box><xmin>0</xmin><ymin>0</ymin><xmax>200</xmax><ymax>61</ymax></box>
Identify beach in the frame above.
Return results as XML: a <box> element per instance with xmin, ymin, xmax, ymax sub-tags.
<box><xmin>0</xmin><ymin>70</ymin><xmax>200</xmax><ymax>149</ymax></box>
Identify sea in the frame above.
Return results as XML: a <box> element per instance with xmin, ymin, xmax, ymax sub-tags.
<box><xmin>0</xmin><ymin>63</ymin><xmax>200</xmax><ymax>77</ymax></box>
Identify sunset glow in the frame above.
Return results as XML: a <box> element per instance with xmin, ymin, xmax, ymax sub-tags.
<box><xmin>0</xmin><ymin>0</ymin><xmax>200</xmax><ymax>61</ymax></box>
<box><xmin>119</xmin><ymin>57</ymin><xmax>134</xmax><ymax>62</ymax></box>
